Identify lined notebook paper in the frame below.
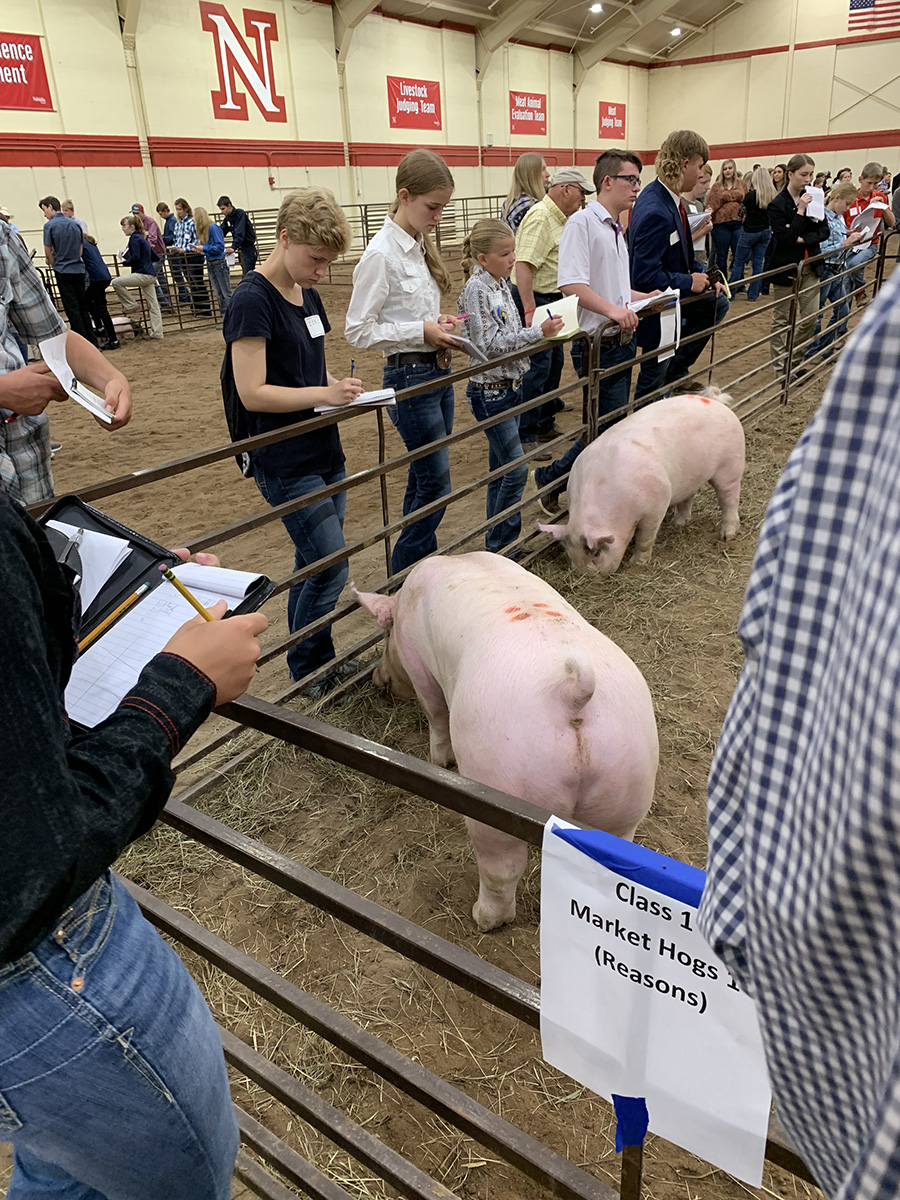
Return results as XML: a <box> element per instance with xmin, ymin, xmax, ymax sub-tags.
<box><xmin>66</xmin><ymin>564</ymin><xmax>262</xmax><ymax>728</ymax></box>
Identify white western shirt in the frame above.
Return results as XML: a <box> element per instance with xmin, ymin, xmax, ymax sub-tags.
<box><xmin>556</xmin><ymin>200</ymin><xmax>631</xmax><ymax>338</ymax></box>
<box><xmin>344</xmin><ymin>216</ymin><xmax>441</xmax><ymax>355</ymax></box>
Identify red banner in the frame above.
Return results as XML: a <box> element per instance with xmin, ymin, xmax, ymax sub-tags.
<box><xmin>509</xmin><ymin>90</ymin><xmax>546</xmax><ymax>136</ymax></box>
<box><xmin>387</xmin><ymin>75</ymin><xmax>442</xmax><ymax>130</ymax></box>
<box><xmin>599</xmin><ymin>101</ymin><xmax>626</xmax><ymax>140</ymax></box>
<box><xmin>0</xmin><ymin>33</ymin><xmax>52</xmax><ymax>111</ymax></box>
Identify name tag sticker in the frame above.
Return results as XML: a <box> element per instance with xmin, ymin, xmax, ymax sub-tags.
<box><xmin>669</xmin><ymin>230</ymin><xmax>680</xmax><ymax>246</ymax></box>
<box><xmin>305</xmin><ymin>315</ymin><xmax>325</xmax><ymax>338</ymax></box>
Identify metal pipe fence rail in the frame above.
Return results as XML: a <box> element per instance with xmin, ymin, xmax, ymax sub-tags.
<box><xmin>28</xmin><ymin>234</ymin><xmax>896</xmax><ymax>1200</ymax></box>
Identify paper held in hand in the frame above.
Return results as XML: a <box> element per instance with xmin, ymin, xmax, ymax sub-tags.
<box><xmin>540</xmin><ymin>817</ymin><xmax>772</xmax><ymax>1186</ymax></box>
<box><xmin>688</xmin><ymin>210</ymin><xmax>711</xmax><ymax>231</ymax></box>
<box><xmin>446</xmin><ymin>333</ymin><xmax>491</xmax><ymax>363</ymax></box>
<box><xmin>39</xmin><ymin>331</ymin><xmax>114</xmax><ymax>424</ymax></box>
<box><xmin>849</xmin><ymin>201</ymin><xmax>887</xmax><ymax>244</ymax></box>
<box><xmin>804</xmin><ymin>186</ymin><xmax>826</xmax><ymax>221</ymax></box>
<box><xmin>314</xmin><ymin>388</ymin><xmax>396</xmax><ymax>413</ymax></box>
<box><xmin>531</xmin><ymin>293</ymin><xmax>580</xmax><ymax>339</ymax></box>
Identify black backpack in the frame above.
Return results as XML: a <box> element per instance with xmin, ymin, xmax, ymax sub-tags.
<box><xmin>220</xmin><ymin>348</ymin><xmax>253</xmax><ymax>478</ymax></box>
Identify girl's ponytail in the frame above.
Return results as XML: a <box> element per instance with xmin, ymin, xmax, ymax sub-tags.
<box><xmin>393</xmin><ymin>149</ymin><xmax>454</xmax><ymax>294</ymax></box>
<box><xmin>460</xmin><ymin>219</ymin><xmax>514</xmax><ymax>278</ymax></box>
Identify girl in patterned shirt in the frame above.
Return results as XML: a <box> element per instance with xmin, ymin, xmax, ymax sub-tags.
<box><xmin>457</xmin><ymin>219</ymin><xmax>562</xmax><ymax>554</ymax></box>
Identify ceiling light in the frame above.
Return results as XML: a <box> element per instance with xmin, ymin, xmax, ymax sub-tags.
<box><xmin>590</xmin><ymin>3</ymin><xmax>603</xmax><ymax>11</ymax></box>
<box><xmin>670</xmin><ymin>25</ymin><xmax>681</xmax><ymax>35</ymax></box>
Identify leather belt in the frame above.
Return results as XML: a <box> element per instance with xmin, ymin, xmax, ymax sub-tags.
<box><xmin>601</xmin><ymin>328</ymin><xmax>634</xmax><ymax>348</ymax></box>
<box><xmin>469</xmin><ymin>378</ymin><xmax>516</xmax><ymax>391</ymax></box>
<box><xmin>386</xmin><ymin>351</ymin><xmax>439</xmax><ymax>366</ymax></box>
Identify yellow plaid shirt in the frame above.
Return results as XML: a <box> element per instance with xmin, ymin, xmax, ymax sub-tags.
<box><xmin>514</xmin><ymin>193</ymin><xmax>567</xmax><ymax>294</ymax></box>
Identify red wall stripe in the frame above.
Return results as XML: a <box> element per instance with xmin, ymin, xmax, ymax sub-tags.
<box><xmin>644</xmin><ymin>27</ymin><xmax>900</xmax><ymax>69</ymax></box>
<box><xmin>147</xmin><ymin>136</ymin><xmax>346</xmax><ymax>167</ymax></box>
<box><xmin>0</xmin><ymin>133</ymin><xmax>143</xmax><ymax>167</ymax></box>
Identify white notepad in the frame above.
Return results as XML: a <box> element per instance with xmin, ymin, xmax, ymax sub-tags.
<box><xmin>40</xmin><ymin>332</ymin><xmax>114</xmax><ymax>424</ymax></box>
<box><xmin>532</xmin><ymin>293</ymin><xmax>580</xmax><ymax>340</ymax></box>
<box><xmin>66</xmin><ymin>563</ymin><xmax>264</xmax><ymax>728</ymax></box>
<box><xmin>46</xmin><ymin>520</ymin><xmax>132</xmax><ymax>612</ymax></box>
<box><xmin>314</xmin><ymin>388</ymin><xmax>395</xmax><ymax>413</ymax></box>
<box><xmin>849</xmin><ymin>201</ymin><xmax>887</xmax><ymax>243</ymax></box>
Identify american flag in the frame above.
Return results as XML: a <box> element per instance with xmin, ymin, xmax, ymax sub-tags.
<box><xmin>849</xmin><ymin>0</ymin><xmax>900</xmax><ymax>30</ymax></box>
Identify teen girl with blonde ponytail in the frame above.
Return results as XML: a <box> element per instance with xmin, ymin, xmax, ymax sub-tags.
<box><xmin>345</xmin><ymin>149</ymin><xmax>463</xmax><ymax>575</ymax></box>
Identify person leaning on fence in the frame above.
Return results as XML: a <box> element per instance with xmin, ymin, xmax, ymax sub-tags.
<box><xmin>803</xmin><ymin>181</ymin><xmax>865</xmax><ymax>363</ymax></box>
<box><xmin>39</xmin><ymin>195</ymin><xmax>97</xmax><ymax>347</ymax></box>
<box><xmin>511</xmin><ymin>167</ymin><xmax>592</xmax><ymax>459</ymax></box>
<box><xmin>111</xmin><ymin>214</ymin><xmax>164</xmax><ymax>340</ymax></box>
<box><xmin>157</xmin><ymin>201</ymin><xmax>190</xmax><ymax>310</ymax></box>
<box><xmin>728</xmin><ymin>166</ymin><xmax>776</xmax><ymax>301</ymax></box>
<box><xmin>533</xmin><ymin>149</ymin><xmax>660</xmax><ymax>513</ymax></box>
<box><xmin>457</xmin><ymin>219</ymin><xmax>562</xmax><ymax>554</ymax></box>
<box><xmin>194</xmin><ymin>205</ymin><xmax>232</xmax><ymax>316</ymax></box>
<box><xmin>501</xmin><ymin>152</ymin><xmax>550</xmax><ymax>234</ymax></box>
<box><xmin>0</xmin><ymin>483</ymin><xmax>266</xmax><ymax>1199</ymax></box>
<box><xmin>81</xmin><ymin>235</ymin><xmax>120</xmax><ymax>351</ymax></box>
<box><xmin>222</xmin><ymin>187</ymin><xmax>364</xmax><ymax>698</ymax></box>
<box><xmin>172</xmin><ymin>199</ymin><xmax>212</xmax><ymax>317</ymax></box>
<box><xmin>0</xmin><ymin>220</ymin><xmax>131</xmax><ymax>505</ymax></box>
<box><xmin>842</xmin><ymin>162</ymin><xmax>896</xmax><ymax>305</ymax></box>
<box><xmin>344</xmin><ymin>148</ymin><xmax>463</xmax><ymax>577</ymax></box>
<box><xmin>767</xmin><ymin>153</ymin><xmax>828</xmax><ymax>381</ymax></box>
<box><xmin>698</xmin><ymin>267</ymin><xmax>900</xmax><ymax>1200</ymax></box>
<box><xmin>628</xmin><ymin>129</ymin><xmax>729</xmax><ymax>400</ymax></box>
<box><xmin>218</xmin><ymin>196</ymin><xmax>258</xmax><ymax>275</ymax></box>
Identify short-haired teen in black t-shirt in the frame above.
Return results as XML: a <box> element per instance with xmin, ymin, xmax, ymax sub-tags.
<box><xmin>222</xmin><ymin>188</ymin><xmax>363</xmax><ymax>695</ymax></box>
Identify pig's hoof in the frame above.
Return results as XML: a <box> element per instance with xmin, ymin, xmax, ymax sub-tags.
<box><xmin>472</xmin><ymin>899</ymin><xmax>515</xmax><ymax>932</ymax></box>
<box><xmin>630</xmin><ymin>552</ymin><xmax>652</xmax><ymax>568</ymax></box>
<box><xmin>720</xmin><ymin>522</ymin><xmax>739</xmax><ymax>541</ymax></box>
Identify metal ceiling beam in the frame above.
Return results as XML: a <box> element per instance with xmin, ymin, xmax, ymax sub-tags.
<box><xmin>574</xmin><ymin>0</ymin><xmax>676</xmax><ymax>88</ymax></box>
<box><xmin>481</xmin><ymin>0</ymin><xmax>559</xmax><ymax>52</ymax></box>
<box><xmin>333</xmin><ymin>0</ymin><xmax>379</xmax><ymax>64</ymax></box>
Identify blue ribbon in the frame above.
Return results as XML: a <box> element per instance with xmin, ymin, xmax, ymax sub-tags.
<box><xmin>613</xmin><ymin>1094</ymin><xmax>649</xmax><ymax>1151</ymax></box>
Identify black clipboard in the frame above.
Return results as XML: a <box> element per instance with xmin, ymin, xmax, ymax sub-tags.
<box><xmin>39</xmin><ymin>496</ymin><xmax>274</xmax><ymax>642</ymax></box>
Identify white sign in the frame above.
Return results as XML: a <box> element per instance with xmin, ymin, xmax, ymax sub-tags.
<box><xmin>540</xmin><ymin>818</ymin><xmax>772</xmax><ymax>1186</ymax></box>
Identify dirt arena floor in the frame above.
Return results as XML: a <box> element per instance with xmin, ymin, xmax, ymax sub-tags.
<box><xmin>6</xmin><ymin>262</ymin><xmax>885</xmax><ymax>1198</ymax></box>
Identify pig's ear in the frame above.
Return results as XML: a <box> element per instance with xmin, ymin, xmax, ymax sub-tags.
<box><xmin>584</xmin><ymin>533</ymin><xmax>615</xmax><ymax>551</ymax></box>
<box><xmin>537</xmin><ymin>522</ymin><xmax>568</xmax><ymax>541</ymax></box>
<box><xmin>352</xmin><ymin>586</ymin><xmax>396</xmax><ymax>630</ymax></box>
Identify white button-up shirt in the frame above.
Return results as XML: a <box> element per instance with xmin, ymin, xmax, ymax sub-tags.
<box><xmin>557</xmin><ymin>200</ymin><xmax>631</xmax><ymax>337</ymax></box>
<box><xmin>344</xmin><ymin>216</ymin><xmax>441</xmax><ymax>355</ymax></box>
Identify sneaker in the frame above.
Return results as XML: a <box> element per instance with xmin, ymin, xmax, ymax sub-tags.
<box><xmin>537</xmin><ymin>425</ymin><xmax>564</xmax><ymax>443</ymax></box>
<box><xmin>530</xmin><ymin>468</ymin><xmax>562</xmax><ymax>516</ymax></box>
<box><xmin>299</xmin><ymin>657</ymin><xmax>362</xmax><ymax>701</ymax></box>
<box><xmin>50</xmin><ymin>441</ymin><xmax>61</xmax><ymax>457</ymax></box>
<box><xmin>100</xmin><ymin>339</ymin><xmax>121</xmax><ymax>351</ymax></box>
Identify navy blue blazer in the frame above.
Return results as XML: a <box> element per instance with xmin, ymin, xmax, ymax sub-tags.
<box><xmin>629</xmin><ymin>179</ymin><xmax>701</xmax><ymax>348</ymax></box>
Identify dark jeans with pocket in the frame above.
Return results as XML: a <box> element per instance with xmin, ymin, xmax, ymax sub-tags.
<box><xmin>467</xmin><ymin>382</ymin><xmax>527</xmax><ymax>552</ymax></box>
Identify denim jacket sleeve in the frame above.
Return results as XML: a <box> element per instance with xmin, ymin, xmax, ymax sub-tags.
<box><xmin>0</xmin><ymin>494</ymin><xmax>216</xmax><ymax>962</ymax></box>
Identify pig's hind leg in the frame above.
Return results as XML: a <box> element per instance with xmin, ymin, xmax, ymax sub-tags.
<box><xmin>465</xmin><ymin>818</ymin><xmax>528</xmax><ymax>932</ymax></box>
<box><xmin>414</xmin><ymin>677</ymin><xmax>454</xmax><ymax>767</ymax></box>
<box><xmin>711</xmin><ymin>469</ymin><xmax>742</xmax><ymax>540</ymax></box>
<box><xmin>672</xmin><ymin>495</ymin><xmax>695</xmax><ymax>527</ymax></box>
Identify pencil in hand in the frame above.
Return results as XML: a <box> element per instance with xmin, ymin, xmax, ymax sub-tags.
<box><xmin>159</xmin><ymin>566</ymin><xmax>215</xmax><ymax>621</ymax></box>
<box><xmin>78</xmin><ymin>581</ymin><xmax>151</xmax><ymax>652</ymax></box>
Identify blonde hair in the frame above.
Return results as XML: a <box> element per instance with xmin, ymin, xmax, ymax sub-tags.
<box><xmin>276</xmin><ymin>187</ymin><xmax>352</xmax><ymax>255</ymax></box>
<box><xmin>828</xmin><ymin>181</ymin><xmax>858</xmax><ymax>205</ymax></box>
<box><xmin>392</xmin><ymin>149</ymin><xmax>454</xmax><ymax>294</ymax></box>
<box><xmin>461</xmin><ymin>219</ymin><xmax>514</xmax><ymax>277</ymax></box>
<box><xmin>656</xmin><ymin>130</ymin><xmax>709</xmax><ymax>188</ymax></box>
<box><xmin>504</xmin><ymin>152</ymin><xmax>545</xmax><ymax>214</ymax></box>
<box><xmin>716</xmin><ymin>158</ymin><xmax>739</xmax><ymax>186</ymax></box>
<box><xmin>194</xmin><ymin>205</ymin><xmax>212</xmax><ymax>244</ymax></box>
<box><xmin>751</xmin><ymin>166</ymin><xmax>776</xmax><ymax>208</ymax></box>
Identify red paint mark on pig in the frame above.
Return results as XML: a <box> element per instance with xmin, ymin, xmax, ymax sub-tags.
<box><xmin>505</xmin><ymin>606</ymin><xmax>521</xmax><ymax>613</ymax></box>
<box><xmin>533</xmin><ymin>602</ymin><xmax>549</xmax><ymax>608</ymax></box>
<box><xmin>699</xmin><ymin>397</ymin><xmax>711</xmax><ymax>404</ymax></box>
<box><xmin>546</xmin><ymin>611</ymin><xmax>563</xmax><ymax>617</ymax></box>
<box><xmin>510</xmin><ymin>612</ymin><xmax>531</xmax><ymax>621</ymax></box>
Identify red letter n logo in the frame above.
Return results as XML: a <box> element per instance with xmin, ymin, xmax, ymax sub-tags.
<box><xmin>199</xmin><ymin>3</ymin><xmax>287</xmax><ymax>123</ymax></box>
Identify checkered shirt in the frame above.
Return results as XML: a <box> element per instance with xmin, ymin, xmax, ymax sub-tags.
<box><xmin>0</xmin><ymin>222</ymin><xmax>66</xmax><ymax>505</ymax></box>
<box><xmin>698</xmin><ymin>266</ymin><xmax>900</xmax><ymax>1200</ymax></box>
<box><xmin>174</xmin><ymin>215</ymin><xmax>198</xmax><ymax>252</ymax></box>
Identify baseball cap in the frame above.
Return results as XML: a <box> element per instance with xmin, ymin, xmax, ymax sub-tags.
<box><xmin>131</xmin><ymin>203</ymin><xmax>143</xmax><ymax>213</ymax></box>
<box><xmin>548</xmin><ymin>168</ymin><xmax>594</xmax><ymax>192</ymax></box>
<box><xmin>0</xmin><ymin>206</ymin><xmax>12</xmax><ymax>219</ymax></box>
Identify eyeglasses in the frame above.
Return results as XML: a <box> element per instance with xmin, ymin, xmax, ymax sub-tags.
<box><xmin>612</xmin><ymin>174</ymin><xmax>642</xmax><ymax>187</ymax></box>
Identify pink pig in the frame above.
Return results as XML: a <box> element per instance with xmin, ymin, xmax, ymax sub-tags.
<box><xmin>355</xmin><ymin>552</ymin><xmax>658</xmax><ymax>931</ymax></box>
<box><xmin>539</xmin><ymin>390</ymin><xmax>745</xmax><ymax>575</ymax></box>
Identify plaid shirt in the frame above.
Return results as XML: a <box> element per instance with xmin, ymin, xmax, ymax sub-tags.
<box><xmin>502</xmin><ymin>192</ymin><xmax>537</xmax><ymax>233</ymax></box>
<box><xmin>173</xmin><ymin>215</ymin><xmax>198</xmax><ymax>252</ymax></box>
<box><xmin>514</xmin><ymin>193</ymin><xmax>568</xmax><ymax>294</ymax></box>
<box><xmin>0</xmin><ymin>222</ymin><xmax>66</xmax><ymax>505</ymax></box>
<box><xmin>698</xmin><ymin>268</ymin><xmax>900</xmax><ymax>1200</ymax></box>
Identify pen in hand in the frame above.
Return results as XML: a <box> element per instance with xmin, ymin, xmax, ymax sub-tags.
<box><xmin>350</xmin><ymin>359</ymin><xmax>355</xmax><ymax>378</ymax></box>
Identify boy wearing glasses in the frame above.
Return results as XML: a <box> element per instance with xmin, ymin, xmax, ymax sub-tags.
<box><xmin>532</xmin><ymin>150</ymin><xmax>660</xmax><ymax>510</ymax></box>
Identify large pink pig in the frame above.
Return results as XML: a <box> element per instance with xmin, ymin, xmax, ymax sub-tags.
<box><xmin>354</xmin><ymin>552</ymin><xmax>658</xmax><ymax>931</ymax></box>
<box><xmin>538</xmin><ymin>390</ymin><xmax>745</xmax><ymax>575</ymax></box>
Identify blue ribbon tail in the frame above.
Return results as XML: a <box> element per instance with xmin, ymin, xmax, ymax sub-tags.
<box><xmin>612</xmin><ymin>1095</ymin><xmax>649</xmax><ymax>1153</ymax></box>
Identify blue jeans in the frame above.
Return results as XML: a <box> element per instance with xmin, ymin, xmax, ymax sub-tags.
<box><xmin>711</xmin><ymin>221</ymin><xmax>742</xmax><ymax>275</ymax></box>
<box><xmin>466</xmin><ymin>383</ymin><xmax>527</xmax><ymax>552</ymax></box>
<box><xmin>239</xmin><ymin>246</ymin><xmax>257</xmax><ymax>275</ymax></box>
<box><xmin>845</xmin><ymin>241</ymin><xmax>878</xmax><ymax>293</ymax></box>
<box><xmin>383</xmin><ymin>361</ymin><xmax>454</xmax><ymax>575</ymax></box>
<box><xmin>805</xmin><ymin>265</ymin><xmax>850</xmax><ymax>357</ymax></box>
<box><xmin>635</xmin><ymin>291</ymin><xmax>729</xmax><ymax>399</ymax></box>
<box><xmin>538</xmin><ymin>338</ymin><xmax>636</xmax><ymax>487</ymax></box>
<box><xmin>253</xmin><ymin>464</ymin><xmax>348</xmax><ymax>680</ymax></box>
<box><xmin>0</xmin><ymin>873</ymin><xmax>237</xmax><ymax>1200</ymax></box>
<box><xmin>729</xmin><ymin>229</ymin><xmax>771</xmax><ymax>300</ymax></box>
<box><xmin>510</xmin><ymin>286</ymin><xmax>564</xmax><ymax>440</ymax></box>
<box><xmin>207</xmin><ymin>257</ymin><xmax>232</xmax><ymax>315</ymax></box>
<box><xmin>167</xmin><ymin>253</ymin><xmax>191</xmax><ymax>308</ymax></box>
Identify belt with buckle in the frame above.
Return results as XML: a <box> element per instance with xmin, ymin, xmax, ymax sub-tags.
<box><xmin>601</xmin><ymin>328</ymin><xmax>634</xmax><ymax>348</ymax></box>
<box><xmin>469</xmin><ymin>378</ymin><xmax>516</xmax><ymax>391</ymax></box>
<box><xmin>386</xmin><ymin>351</ymin><xmax>439</xmax><ymax>366</ymax></box>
